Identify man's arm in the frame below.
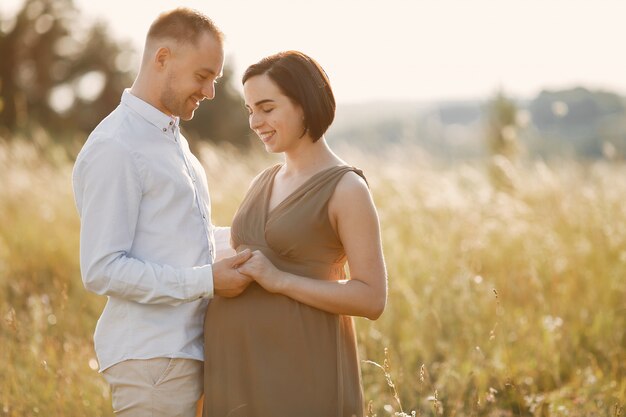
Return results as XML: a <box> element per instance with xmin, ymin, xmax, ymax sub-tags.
<box><xmin>73</xmin><ymin>139</ymin><xmax>215</xmax><ymax>306</ymax></box>
<box><xmin>213</xmin><ymin>226</ymin><xmax>237</xmax><ymax>261</ymax></box>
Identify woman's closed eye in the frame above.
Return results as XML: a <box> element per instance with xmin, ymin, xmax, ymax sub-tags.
<box><xmin>247</xmin><ymin>108</ymin><xmax>274</xmax><ymax>116</ymax></box>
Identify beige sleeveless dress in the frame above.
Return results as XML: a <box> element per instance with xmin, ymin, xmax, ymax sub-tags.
<box><xmin>203</xmin><ymin>164</ymin><xmax>366</xmax><ymax>417</ymax></box>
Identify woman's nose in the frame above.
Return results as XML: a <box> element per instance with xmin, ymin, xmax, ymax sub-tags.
<box><xmin>249</xmin><ymin>112</ymin><xmax>262</xmax><ymax>129</ymax></box>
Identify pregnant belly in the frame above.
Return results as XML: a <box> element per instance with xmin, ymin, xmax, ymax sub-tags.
<box><xmin>204</xmin><ymin>282</ymin><xmax>338</xmax><ymax>352</ymax></box>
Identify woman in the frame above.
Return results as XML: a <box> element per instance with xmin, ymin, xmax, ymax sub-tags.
<box><xmin>203</xmin><ymin>51</ymin><xmax>387</xmax><ymax>417</ymax></box>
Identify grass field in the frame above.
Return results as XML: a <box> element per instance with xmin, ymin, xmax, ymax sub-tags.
<box><xmin>0</xmin><ymin>133</ymin><xmax>624</xmax><ymax>416</ymax></box>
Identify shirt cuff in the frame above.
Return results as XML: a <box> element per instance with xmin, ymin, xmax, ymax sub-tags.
<box><xmin>184</xmin><ymin>264</ymin><xmax>214</xmax><ymax>300</ymax></box>
<box><xmin>213</xmin><ymin>226</ymin><xmax>236</xmax><ymax>261</ymax></box>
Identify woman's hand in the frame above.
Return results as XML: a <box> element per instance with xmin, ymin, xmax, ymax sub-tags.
<box><xmin>237</xmin><ymin>250</ymin><xmax>287</xmax><ymax>293</ymax></box>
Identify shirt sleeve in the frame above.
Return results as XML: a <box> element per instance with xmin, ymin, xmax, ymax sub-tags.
<box><xmin>212</xmin><ymin>226</ymin><xmax>236</xmax><ymax>261</ymax></box>
<box><xmin>72</xmin><ymin>138</ymin><xmax>213</xmax><ymax>306</ymax></box>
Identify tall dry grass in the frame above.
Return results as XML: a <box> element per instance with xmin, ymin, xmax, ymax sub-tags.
<box><xmin>0</xmin><ymin>133</ymin><xmax>624</xmax><ymax>416</ymax></box>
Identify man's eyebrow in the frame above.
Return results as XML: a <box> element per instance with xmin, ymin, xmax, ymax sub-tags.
<box><xmin>199</xmin><ymin>67</ymin><xmax>220</xmax><ymax>76</ymax></box>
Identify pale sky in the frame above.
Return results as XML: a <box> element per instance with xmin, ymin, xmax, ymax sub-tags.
<box><xmin>2</xmin><ymin>0</ymin><xmax>626</xmax><ymax>103</ymax></box>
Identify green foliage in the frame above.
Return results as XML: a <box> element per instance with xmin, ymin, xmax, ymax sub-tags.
<box><xmin>485</xmin><ymin>90</ymin><xmax>521</xmax><ymax>162</ymax></box>
<box><xmin>0</xmin><ymin>0</ymin><xmax>250</xmax><ymax>148</ymax></box>
<box><xmin>0</xmin><ymin>0</ymin><xmax>135</xmax><ymax>138</ymax></box>
<box><xmin>527</xmin><ymin>87</ymin><xmax>626</xmax><ymax>159</ymax></box>
<box><xmin>331</xmin><ymin>88</ymin><xmax>626</xmax><ymax>162</ymax></box>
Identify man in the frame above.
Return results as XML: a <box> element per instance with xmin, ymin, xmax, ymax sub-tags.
<box><xmin>72</xmin><ymin>8</ymin><xmax>251</xmax><ymax>416</ymax></box>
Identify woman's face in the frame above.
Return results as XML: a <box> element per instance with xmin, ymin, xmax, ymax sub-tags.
<box><xmin>244</xmin><ymin>73</ymin><xmax>307</xmax><ymax>153</ymax></box>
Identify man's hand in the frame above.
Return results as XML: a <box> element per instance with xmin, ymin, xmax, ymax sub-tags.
<box><xmin>212</xmin><ymin>249</ymin><xmax>253</xmax><ymax>298</ymax></box>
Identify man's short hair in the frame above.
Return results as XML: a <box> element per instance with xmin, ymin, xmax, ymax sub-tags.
<box><xmin>147</xmin><ymin>8</ymin><xmax>224</xmax><ymax>45</ymax></box>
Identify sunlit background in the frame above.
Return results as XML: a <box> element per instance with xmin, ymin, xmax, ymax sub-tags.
<box><xmin>1</xmin><ymin>1</ymin><xmax>625</xmax><ymax>416</ymax></box>
<box><xmin>3</xmin><ymin>0</ymin><xmax>626</xmax><ymax>103</ymax></box>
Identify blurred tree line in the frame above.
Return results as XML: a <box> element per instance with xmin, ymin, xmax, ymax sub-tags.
<box><xmin>0</xmin><ymin>0</ymin><xmax>250</xmax><ymax>147</ymax></box>
<box><xmin>330</xmin><ymin>86</ymin><xmax>626</xmax><ymax>161</ymax></box>
<box><xmin>526</xmin><ymin>87</ymin><xmax>626</xmax><ymax>159</ymax></box>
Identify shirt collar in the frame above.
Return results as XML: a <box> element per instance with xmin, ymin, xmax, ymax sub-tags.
<box><xmin>121</xmin><ymin>89</ymin><xmax>180</xmax><ymax>133</ymax></box>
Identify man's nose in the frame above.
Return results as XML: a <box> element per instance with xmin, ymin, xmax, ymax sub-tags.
<box><xmin>201</xmin><ymin>83</ymin><xmax>215</xmax><ymax>100</ymax></box>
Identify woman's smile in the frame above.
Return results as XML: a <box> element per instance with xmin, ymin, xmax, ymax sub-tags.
<box><xmin>258</xmin><ymin>130</ymin><xmax>276</xmax><ymax>142</ymax></box>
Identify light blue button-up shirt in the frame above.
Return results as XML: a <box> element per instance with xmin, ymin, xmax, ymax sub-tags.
<box><xmin>73</xmin><ymin>89</ymin><xmax>216</xmax><ymax>371</ymax></box>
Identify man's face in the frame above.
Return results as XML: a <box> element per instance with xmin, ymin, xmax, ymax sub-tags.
<box><xmin>160</xmin><ymin>32</ymin><xmax>224</xmax><ymax>120</ymax></box>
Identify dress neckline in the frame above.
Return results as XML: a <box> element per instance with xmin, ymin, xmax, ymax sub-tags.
<box><xmin>264</xmin><ymin>164</ymin><xmax>349</xmax><ymax>221</ymax></box>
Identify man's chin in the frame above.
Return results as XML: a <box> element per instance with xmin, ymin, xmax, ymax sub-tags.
<box><xmin>180</xmin><ymin>110</ymin><xmax>195</xmax><ymax>121</ymax></box>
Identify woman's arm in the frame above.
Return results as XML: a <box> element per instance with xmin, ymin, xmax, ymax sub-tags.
<box><xmin>237</xmin><ymin>171</ymin><xmax>387</xmax><ymax>320</ymax></box>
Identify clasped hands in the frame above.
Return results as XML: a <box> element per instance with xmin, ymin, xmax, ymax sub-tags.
<box><xmin>213</xmin><ymin>249</ymin><xmax>285</xmax><ymax>297</ymax></box>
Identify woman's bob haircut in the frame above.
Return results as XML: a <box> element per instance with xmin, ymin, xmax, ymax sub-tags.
<box><xmin>242</xmin><ymin>51</ymin><xmax>336</xmax><ymax>142</ymax></box>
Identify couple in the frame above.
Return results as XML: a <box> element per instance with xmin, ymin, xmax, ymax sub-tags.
<box><xmin>72</xmin><ymin>8</ymin><xmax>387</xmax><ymax>417</ymax></box>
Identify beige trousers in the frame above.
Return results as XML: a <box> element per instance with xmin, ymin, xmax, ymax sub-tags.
<box><xmin>102</xmin><ymin>358</ymin><xmax>203</xmax><ymax>417</ymax></box>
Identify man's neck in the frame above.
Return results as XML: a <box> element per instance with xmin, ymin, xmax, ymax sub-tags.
<box><xmin>130</xmin><ymin>76</ymin><xmax>171</xmax><ymax>117</ymax></box>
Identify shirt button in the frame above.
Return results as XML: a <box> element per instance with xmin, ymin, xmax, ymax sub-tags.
<box><xmin>169</xmin><ymin>121</ymin><xmax>173</xmax><ymax>126</ymax></box>
<box><xmin>162</xmin><ymin>128</ymin><xmax>167</xmax><ymax>132</ymax></box>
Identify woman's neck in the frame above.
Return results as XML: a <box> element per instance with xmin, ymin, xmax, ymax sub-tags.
<box><xmin>282</xmin><ymin>137</ymin><xmax>343</xmax><ymax>177</ymax></box>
